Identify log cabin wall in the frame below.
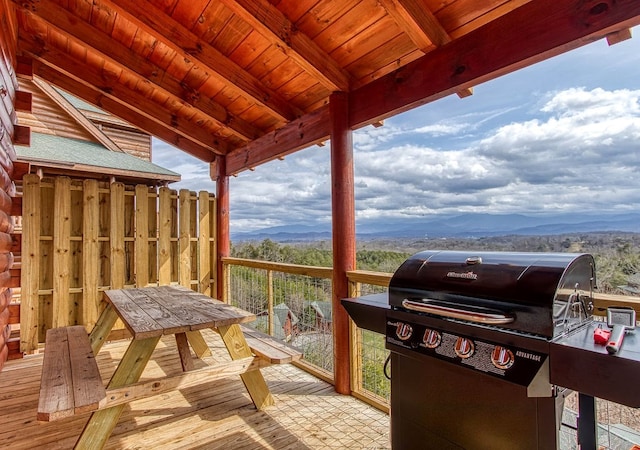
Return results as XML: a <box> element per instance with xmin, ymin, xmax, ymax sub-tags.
<box><xmin>17</xmin><ymin>78</ymin><xmax>152</xmax><ymax>161</ymax></box>
<box><xmin>19</xmin><ymin>177</ymin><xmax>216</xmax><ymax>354</ymax></box>
<box><xmin>0</xmin><ymin>0</ymin><xmax>22</xmax><ymax>371</ymax></box>
<box><xmin>82</xmin><ymin>110</ymin><xmax>152</xmax><ymax>161</ymax></box>
<box><xmin>17</xmin><ymin>78</ymin><xmax>95</xmax><ymax>142</ymax></box>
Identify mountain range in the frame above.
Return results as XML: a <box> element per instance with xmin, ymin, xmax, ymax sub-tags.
<box><xmin>232</xmin><ymin>212</ymin><xmax>640</xmax><ymax>242</ymax></box>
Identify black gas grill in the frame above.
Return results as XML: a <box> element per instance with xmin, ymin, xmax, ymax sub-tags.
<box><xmin>388</xmin><ymin>250</ymin><xmax>595</xmax><ymax>338</ymax></box>
<box><xmin>387</xmin><ymin>251</ymin><xmax>595</xmax><ymax>388</ymax></box>
<box><xmin>342</xmin><ymin>250</ymin><xmax>640</xmax><ymax>450</ymax></box>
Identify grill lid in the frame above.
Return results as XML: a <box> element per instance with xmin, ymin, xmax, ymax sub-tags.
<box><xmin>388</xmin><ymin>250</ymin><xmax>596</xmax><ymax>338</ymax></box>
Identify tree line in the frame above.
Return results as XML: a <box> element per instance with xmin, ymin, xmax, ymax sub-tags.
<box><xmin>232</xmin><ymin>232</ymin><xmax>640</xmax><ymax>295</ymax></box>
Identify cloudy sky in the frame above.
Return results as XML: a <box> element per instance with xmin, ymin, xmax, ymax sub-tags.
<box><xmin>153</xmin><ymin>27</ymin><xmax>640</xmax><ymax>232</ymax></box>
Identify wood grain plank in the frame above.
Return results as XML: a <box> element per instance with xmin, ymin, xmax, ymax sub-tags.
<box><xmin>158</xmin><ymin>187</ymin><xmax>172</xmax><ymax>285</ymax></box>
<box><xmin>89</xmin><ymin>302</ymin><xmax>119</xmax><ymax>355</ymax></box>
<box><xmin>220</xmin><ymin>0</ymin><xmax>351</xmax><ymax>91</ymax></box>
<box><xmin>163</xmin><ymin>286</ymin><xmax>255</xmax><ymax>328</ymax></box>
<box><xmin>145</xmin><ymin>285</ymin><xmax>255</xmax><ymax>329</ymax></box>
<box><xmin>178</xmin><ymin>189</ymin><xmax>191</xmax><ymax>288</ymax></box>
<box><xmin>37</xmin><ymin>327</ymin><xmax>73</xmax><ymax>421</ymax></box>
<box><xmin>74</xmin><ymin>335</ymin><xmax>161</xmax><ymax>450</ymax></box>
<box><xmin>209</xmin><ymin>194</ymin><xmax>217</xmax><ymax>296</ymax></box>
<box><xmin>0</xmin><ymin>124</ymin><xmax>16</xmax><ymax>175</ymax></box>
<box><xmin>110</xmin><ymin>0</ymin><xmax>298</xmax><ymax>123</ymax></box>
<box><xmin>99</xmin><ymin>356</ymin><xmax>267</xmax><ymax>409</ymax></box>
<box><xmin>52</xmin><ymin>177</ymin><xmax>71</xmax><ymax>328</ymax></box>
<box><xmin>19</xmin><ymin>174</ymin><xmax>40</xmax><ymax>354</ymax></box>
<box><xmin>66</xmin><ymin>325</ymin><xmax>106</xmax><ymax>415</ymax></box>
<box><xmin>217</xmin><ymin>323</ymin><xmax>274</xmax><ymax>410</ymax></box>
<box><xmin>198</xmin><ymin>191</ymin><xmax>211</xmax><ymax>296</ymax></box>
<box><xmin>109</xmin><ymin>182</ymin><xmax>125</xmax><ymax>289</ymax></box>
<box><xmin>175</xmin><ymin>331</ymin><xmax>194</xmax><ymax>371</ymax></box>
<box><xmin>124</xmin><ymin>288</ymin><xmax>192</xmax><ymax>335</ymax></box>
<box><xmin>146</xmin><ymin>286</ymin><xmax>221</xmax><ymax>331</ymax></box>
<box><xmin>103</xmin><ymin>289</ymin><xmax>160</xmax><ymax>338</ymax></box>
<box><xmin>82</xmin><ymin>179</ymin><xmax>100</xmax><ymax>330</ymax></box>
<box><xmin>30</xmin><ymin>60</ymin><xmax>217</xmax><ymax>161</ymax></box>
<box><xmin>241</xmin><ymin>325</ymin><xmax>303</xmax><ymax>364</ymax></box>
<box><xmin>185</xmin><ymin>330</ymin><xmax>212</xmax><ymax>358</ymax></box>
<box><xmin>134</xmin><ymin>184</ymin><xmax>150</xmax><ymax>288</ymax></box>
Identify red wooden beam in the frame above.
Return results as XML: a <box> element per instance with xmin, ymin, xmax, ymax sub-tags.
<box><xmin>350</xmin><ymin>0</ymin><xmax>640</xmax><ymax>127</ymax></box>
<box><xmin>225</xmin><ymin>106</ymin><xmax>330</xmax><ymax>176</ymax></box>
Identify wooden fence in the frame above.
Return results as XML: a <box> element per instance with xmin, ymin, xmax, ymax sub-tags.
<box><xmin>19</xmin><ymin>174</ymin><xmax>216</xmax><ymax>353</ymax></box>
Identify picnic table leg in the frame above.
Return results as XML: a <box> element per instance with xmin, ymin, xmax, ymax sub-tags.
<box><xmin>217</xmin><ymin>324</ymin><xmax>275</xmax><ymax>410</ymax></box>
<box><xmin>175</xmin><ymin>332</ymin><xmax>195</xmax><ymax>371</ymax></box>
<box><xmin>88</xmin><ymin>303</ymin><xmax>119</xmax><ymax>355</ymax></box>
<box><xmin>74</xmin><ymin>336</ymin><xmax>161</xmax><ymax>450</ymax></box>
<box><xmin>186</xmin><ymin>330</ymin><xmax>212</xmax><ymax>358</ymax></box>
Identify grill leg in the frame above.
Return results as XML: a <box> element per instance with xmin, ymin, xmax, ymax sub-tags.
<box><xmin>577</xmin><ymin>393</ymin><xmax>596</xmax><ymax>450</ymax></box>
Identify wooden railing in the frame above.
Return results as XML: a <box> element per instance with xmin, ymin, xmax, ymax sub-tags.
<box><xmin>222</xmin><ymin>257</ymin><xmax>335</xmax><ymax>383</ymax></box>
<box><xmin>222</xmin><ymin>257</ymin><xmax>390</xmax><ymax>410</ymax></box>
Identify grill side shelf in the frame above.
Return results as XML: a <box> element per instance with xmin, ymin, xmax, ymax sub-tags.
<box><xmin>550</xmin><ymin>322</ymin><xmax>640</xmax><ymax>407</ymax></box>
<box><xmin>341</xmin><ymin>293</ymin><xmax>389</xmax><ymax>334</ymax></box>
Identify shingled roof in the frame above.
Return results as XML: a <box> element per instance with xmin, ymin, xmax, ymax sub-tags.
<box><xmin>16</xmin><ymin>132</ymin><xmax>180</xmax><ymax>184</ymax></box>
<box><xmin>15</xmin><ymin>77</ymin><xmax>180</xmax><ymax>184</ymax></box>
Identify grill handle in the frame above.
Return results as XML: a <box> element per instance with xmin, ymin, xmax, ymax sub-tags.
<box><xmin>401</xmin><ymin>299</ymin><xmax>515</xmax><ymax>325</ymax></box>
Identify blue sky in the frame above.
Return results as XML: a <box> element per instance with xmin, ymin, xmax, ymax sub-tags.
<box><xmin>153</xmin><ymin>27</ymin><xmax>640</xmax><ymax>232</ymax></box>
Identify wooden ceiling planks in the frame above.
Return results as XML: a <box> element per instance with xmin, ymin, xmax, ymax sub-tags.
<box><xmin>220</xmin><ymin>0</ymin><xmax>352</xmax><ymax>92</ymax></box>
<box><xmin>169</xmin><ymin>0</ymin><xmax>210</xmax><ymax>30</ymax></box>
<box><xmin>436</xmin><ymin>0</ymin><xmax>528</xmax><ymax>37</ymax></box>
<box><xmin>193</xmin><ymin>2</ymin><xmax>235</xmax><ymax>45</ymax></box>
<box><xmin>8</xmin><ymin>0</ymin><xmax>640</xmax><ymax>170</ymax></box>
<box><xmin>314</xmin><ymin>0</ymin><xmax>390</xmax><ymax>57</ymax></box>
<box><xmin>293</xmin><ymin>0</ymin><xmax>358</xmax><ymax>41</ymax></box>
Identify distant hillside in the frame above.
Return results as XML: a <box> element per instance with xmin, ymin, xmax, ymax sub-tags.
<box><xmin>232</xmin><ymin>212</ymin><xmax>640</xmax><ymax>242</ymax></box>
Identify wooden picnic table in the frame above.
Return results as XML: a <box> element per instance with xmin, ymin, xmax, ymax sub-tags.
<box><xmin>36</xmin><ymin>285</ymin><xmax>302</xmax><ymax>450</ymax></box>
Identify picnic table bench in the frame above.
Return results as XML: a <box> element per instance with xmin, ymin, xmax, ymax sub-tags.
<box><xmin>36</xmin><ymin>286</ymin><xmax>302</xmax><ymax>449</ymax></box>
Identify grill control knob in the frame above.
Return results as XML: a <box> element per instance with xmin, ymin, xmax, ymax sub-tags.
<box><xmin>396</xmin><ymin>322</ymin><xmax>413</xmax><ymax>341</ymax></box>
<box><xmin>422</xmin><ymin>329</ymin><xmax>441</xmax><ymax>348</ymax></box>
<box><xmin>454</xmin><ymin>337</ymin><xmax>475</xmax><ymax>359</ymax></box>
<box><xmin>491</xmin><ymin>346</ymin><xmax>515</xmax><ymax>370</ymax></box>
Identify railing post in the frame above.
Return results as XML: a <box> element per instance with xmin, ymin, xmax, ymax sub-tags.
<box><xmin>348</xmin><ymin>278</ymin><xmax>362</xmax><ymax>394</ymax></box>
<box><xmin>222</xmin><ymin>262</ymin><xmax>230</xmax><ymax>303</ymax></box>
<box><xmin>267</xmin><ymin>269</ymin><xmax>274</xmax><ymax>336</ymax></box>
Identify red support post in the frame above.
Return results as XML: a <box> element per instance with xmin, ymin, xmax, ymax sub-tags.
<box><xmin>330</xmin><ymin>91</ymin><xmax>355</xmax><ymax>395</ymax></box>
<box><xmin>214</xmin><ymin>156</ymin><xmax>229</xmax><ymax>301</ymax></box>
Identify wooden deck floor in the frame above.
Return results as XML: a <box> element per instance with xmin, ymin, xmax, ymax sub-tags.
<box><xmin>0</xmin><ymin>329</ymin><xmax>390</xmax><ymax>449</ymax></box>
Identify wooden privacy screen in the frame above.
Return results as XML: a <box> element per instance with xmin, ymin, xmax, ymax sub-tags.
<box><xmin>19</xmin><ymin>175</ymin><xmax>217</xmax><ymax>353</ymax></box>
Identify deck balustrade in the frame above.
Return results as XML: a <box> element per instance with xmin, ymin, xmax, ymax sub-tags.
<box><xmin>223</xmin><ymin>256</ymin><xmax>640</xmax><ymax>442</ymax></box>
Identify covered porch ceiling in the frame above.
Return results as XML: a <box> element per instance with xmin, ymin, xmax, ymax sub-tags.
<box><xmin>12</xmin><ymin>0</ymin><xmax>640</xmax><ymax>177</ymax></box>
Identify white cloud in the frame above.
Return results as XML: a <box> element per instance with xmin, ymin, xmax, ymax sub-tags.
<box><xmin>152</xmin><ymin>30</ymin><xmax>640</xmax><ymax>231</ymax></box>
